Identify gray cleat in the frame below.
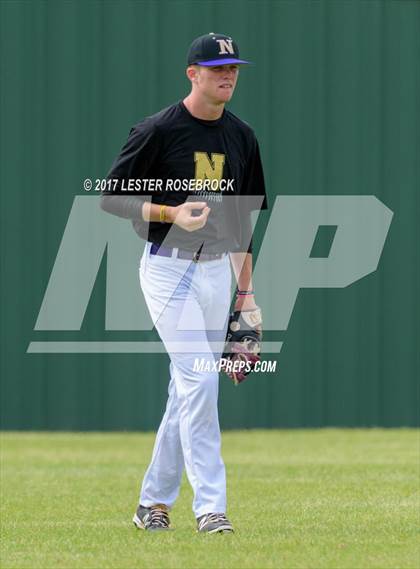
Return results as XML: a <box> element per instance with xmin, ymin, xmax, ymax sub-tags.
<box><xmin>197</xmin><ymin>513</ymin><xmax>234</xmax><ymax>533</ymax></box>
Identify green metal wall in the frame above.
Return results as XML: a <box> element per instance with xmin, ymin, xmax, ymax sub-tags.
<box><xmin>1</xmin><ymin>0</ymin><xmax>419</xmax><ymax>430</ymax></box>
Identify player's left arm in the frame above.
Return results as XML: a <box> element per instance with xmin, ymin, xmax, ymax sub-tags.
<box><xmin>222</xmin><ymin>134</ymin><xmax>267</xmax><ymax>383</ymax></box>
<box><xmin>229</xmin><ymin>206</ymin><xmax>259</xmax><ymax>310</ymax></box>
<box><xmin>229</xmin><ymin>251</ymin><xmax>258</xmax><ymax>311</ymax></box>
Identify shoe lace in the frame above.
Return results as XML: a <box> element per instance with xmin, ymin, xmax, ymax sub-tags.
<box><xmin>199</xmin><ymin>512</ymin><xmax>229</xmax><ymax>529</ymax></box>
<box><xmin>149</xmin><ymin>506</ymin><xmax>170</xmax><ymax>528</ymax></box>
<box><xmin>210</xmin><ymin>513</ymin><xmax>228</xmax><ymax>522</ymax></box>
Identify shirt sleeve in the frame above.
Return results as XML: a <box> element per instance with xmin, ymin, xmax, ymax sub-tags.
<box><xmin>240</xmin><ymin>136</ymin><xmax>268</xmax><ymax>211</ymax></box>
<box><xmin>100</xmin><ymin>120</ymin><xmax>160</xmax><ymax>221</ymax></box>
<box><xmin>107</xmin><ymin>120</ymin><xmax>160</xmax><ymax>181</ymax></box>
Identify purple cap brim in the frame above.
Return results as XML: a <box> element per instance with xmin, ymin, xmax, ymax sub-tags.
<box><xmin>197</xmin><ymin>58</ymin><xmax>250</xmax><ymax>66</ymax></box>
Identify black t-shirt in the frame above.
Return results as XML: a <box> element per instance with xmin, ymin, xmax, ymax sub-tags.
<box><xmin>103</xmin><ymin>101</ymin><xmax>267</xmax><ymax>253</ymax></box>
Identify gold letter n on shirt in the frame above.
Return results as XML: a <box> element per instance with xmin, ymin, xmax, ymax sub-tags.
<box><xmin>194</xmin><ymin>152</ymin><xmax>225</xmax><ymax>190</ymax></box>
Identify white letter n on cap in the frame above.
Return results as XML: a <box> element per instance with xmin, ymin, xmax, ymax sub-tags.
<box><xmin>216</xmin><ymin>39</ymin><xmax>234</xmax><ymax>55</ymax></box>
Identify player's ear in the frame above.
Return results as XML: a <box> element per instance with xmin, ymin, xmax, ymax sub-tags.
<box><xmin>186</xmin><ymin>65</ymin><xmax>199</xmax><ymax>84</ymax></box>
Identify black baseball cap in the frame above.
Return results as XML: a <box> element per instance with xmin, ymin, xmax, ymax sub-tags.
<box><xmin>187</xmin><ymin>33</ymin><xmax>250</xmax><ymax>67</ymax></box>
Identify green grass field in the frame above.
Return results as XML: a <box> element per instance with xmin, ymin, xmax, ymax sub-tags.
<box><xmin>1</xmin><ymin>430</ymin><xmax>418</xmax><ymax>569</ymax></box>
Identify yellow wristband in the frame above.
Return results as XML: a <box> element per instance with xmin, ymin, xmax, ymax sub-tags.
<box><xmin>159</xmin><ymin>205</ymin><xmax>167</xmax><ymax>223</ymax></box>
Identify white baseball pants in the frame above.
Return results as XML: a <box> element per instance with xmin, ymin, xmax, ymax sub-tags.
<box><xmin>138</xmin><ymin>242</ymin><xmax>232</xmax><ymax>518</ymax></box>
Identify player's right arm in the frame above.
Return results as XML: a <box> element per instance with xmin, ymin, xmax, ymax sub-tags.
<box><xmin>101</xmin><ymin>121</ymin><xmax>210</xmax><ymax>232</ymax></box>
<box><xmin>101</xmin><ymin>192</ymin><xmax>210</xmax><ymax>233</ymax></box>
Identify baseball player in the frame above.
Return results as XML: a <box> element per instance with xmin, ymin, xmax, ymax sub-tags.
<box><xmin>101</xmin><ymin>33</ymin><xmax>267</xmax><ymax>533</ymax></box>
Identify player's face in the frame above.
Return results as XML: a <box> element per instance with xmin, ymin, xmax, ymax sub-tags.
<box><xmin>196</xmin><ymin>64</ymin><xmax>239</xmax><ymax>103</ymax></box>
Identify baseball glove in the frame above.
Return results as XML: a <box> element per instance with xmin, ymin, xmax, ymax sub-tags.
<box><xmin>221</xmin><ymin>307</ymin><xmax>262</xmax><ymax>385</ymax></box>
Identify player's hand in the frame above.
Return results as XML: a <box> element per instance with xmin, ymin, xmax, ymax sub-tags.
<box><xmin>171</xmin><ymin>202</ymin><xmax>211</xmax><ymax>232</ymax></box>
<box><xmin>234</xmin><ymin>295</ymin><xmax>262</xmax><ymax>335</ymax></box>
